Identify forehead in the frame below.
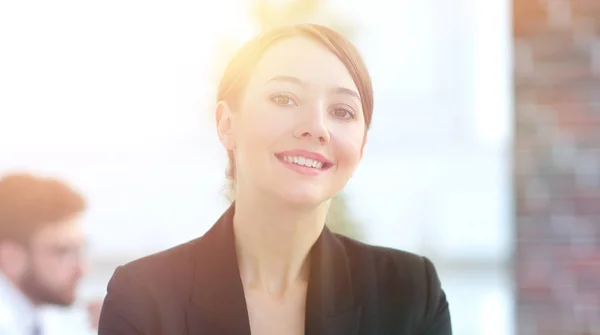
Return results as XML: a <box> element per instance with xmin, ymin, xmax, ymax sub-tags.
<box><xmin>32</xmin><ymin>215</ymin><xmax>84</xmax><ymax>245</ymax></box>
<box><xmin>247</xmin><ymin>36</ymin><xmax>359</xmax><ymax>93</ymax></box>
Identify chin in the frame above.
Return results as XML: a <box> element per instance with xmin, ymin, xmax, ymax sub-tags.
<box><xmin>285</xmin><ymin>196</ymin><xmax>323</xmax><ymax>208</ymax></box>
<box><xmin>49</xmin><ymin>290</ymin><xmax>77</xmax><ymax>307</ymax></box>
<box><xmin>261</xmin><ymin>174</ymin><xmax>336</xmax><ymax>207</ymax></box>
<box><xmin>274</xmin><ymin>187</ymin><xmax>330</xmax><ymax>208</ymax></box>
<box><xmin>55</xmin><ymin>295</ymin><xmax>76</xmax><ymax>307</ymax></box>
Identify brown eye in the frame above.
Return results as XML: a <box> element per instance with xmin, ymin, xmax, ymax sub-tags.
<box><xmin>272</xmin><ymin>95</ymin><xmax>293</xmax><ymax>106</ymax></box>
<box><xmin>332</xmin><ymin>107</ymin><xmax>354</xmax><ymax>119</ymax></box>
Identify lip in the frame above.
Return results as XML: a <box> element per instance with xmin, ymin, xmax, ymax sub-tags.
<box><xmin>274</xmin><ymin>149</ymin><xmax>334</xmax><ymax>175</ymax></box>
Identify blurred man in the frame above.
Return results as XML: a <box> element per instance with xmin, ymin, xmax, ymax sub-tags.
<box><xmin>0</xmin><ymin>173</ymin><xmax>87</xmax><ymax>335</ymax></box>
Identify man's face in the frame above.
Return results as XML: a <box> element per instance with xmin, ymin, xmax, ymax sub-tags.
<box><xmin>19</xmin><ymin>216</ymin><xmax>86</xmax><ymax>306</ymax></box>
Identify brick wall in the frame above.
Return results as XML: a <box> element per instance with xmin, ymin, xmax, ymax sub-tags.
<box><xmin>514</xmin><ymin>0</ymin><xmax>600</xmax><ymax>334</ymax></box>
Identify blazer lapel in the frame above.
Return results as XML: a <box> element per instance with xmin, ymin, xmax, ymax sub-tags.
<box><xmin>183</xmin><ymin>204</ymin><xmax>362</xmax><ymax>335</ymax></box>
<box><xmin>305</xmin><ymin>227</ymin><xmax>362</xmax><ymax>335</ymax></box>
<box><xmin>185</xmin><ymin>204</ymin><xmax>251</xmax><ymax>335</ymax></box>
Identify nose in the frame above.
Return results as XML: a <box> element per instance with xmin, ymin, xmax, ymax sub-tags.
<box><xmin>292</xmin><ymin>103</ymin><xmax>331</xmax><ymax>144</ymax></box>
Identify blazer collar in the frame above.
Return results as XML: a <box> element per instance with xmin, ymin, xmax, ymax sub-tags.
<box><xmin>186</xmin><ymin>203</ymin><xmax>361</xmax><ymax>335</ymax></box>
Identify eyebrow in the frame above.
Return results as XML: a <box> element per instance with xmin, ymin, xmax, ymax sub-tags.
<box><xmin>333</xmin><ymin>86</ymin><xmax>360</xmax><ymax>100</ymax></box>
<box><xmin>265</xmin><ymin>75</ymin><xmax>304</xmax><ymax>85</ymax></box>
<box><xmin>265</xmin><ymin>75</ymin><xmax>361</xmax><ymax>100</ymax></box>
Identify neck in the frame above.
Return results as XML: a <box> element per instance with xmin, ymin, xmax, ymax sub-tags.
<box><xmin>233</xmin><ymin>191</ymin><xmax>329</xmax><ymax>296</ymax></box>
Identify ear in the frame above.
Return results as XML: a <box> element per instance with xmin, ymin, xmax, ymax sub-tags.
<box><xmin>215</xmin><ymin>100</ymin><xmax>236</xmax><ymax>151</ymax></box>
<box><xmin>0</xmin><ymin>241</ymin><xmax>28</xmax><ymax>279</ymax></box>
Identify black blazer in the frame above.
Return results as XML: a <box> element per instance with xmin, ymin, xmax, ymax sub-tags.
<box><xmin>98</xmin><ymin>205</ymin><xmax>452</xmax><ymax>334</ymax></box>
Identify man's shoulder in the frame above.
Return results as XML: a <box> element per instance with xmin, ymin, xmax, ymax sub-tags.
<box><xmin>0</xmin><ymin>301</ymin><xmax>19</xmax><ymax>335</ymax></box>
<box><xmin>0</xmin><ymin>271</ymin><xmax>36</xmax><ymax>334</ymax></box>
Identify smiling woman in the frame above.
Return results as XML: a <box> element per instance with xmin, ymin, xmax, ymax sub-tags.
<box><xmin>98</xmin><ymin>24</ymin><xmax>452</xmax><ymax>335</ymax></box>
<box><xmin>216</xmin><ymin>25</ymin><xmax>372</xmax><ymax>205</ymax></box>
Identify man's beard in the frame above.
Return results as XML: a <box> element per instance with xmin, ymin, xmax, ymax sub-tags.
<box><xmin>19</xmin><ymin>269</ymin><xmax>74</xmax><ymax>307</ymax></box>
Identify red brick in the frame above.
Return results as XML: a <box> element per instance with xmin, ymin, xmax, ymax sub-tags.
<box><xmin>529</xmin><ymin>34</ymin><xmax>583</xmax><ymax>62</ymax></box>
<box><xmin>554</xmin><ymin>103</ymin><xmax>600</xmax><ymax>127</ymax></box>
<box><xmin>572</xmin><ymin>192</ymin><xmax>600</xmax><ymax>214</ymax></box>
<box><xmin>514</xmin><ymin>0</ymin><xmax>600</xmax><ymax>332</ymax></box>
<box><xmin>514</xmin><ymin>1</ymin><xmax>549</xmax><ymax>37</ymax></box>
<box><xmin>534</xmin><ymin>84</ymin><xmax>600</xmax><ymax>105</ymax></box>
<box><xmin>571</xmin><ymin>0</ymin><xmax>600</xmax><ymax>15</ymax></box>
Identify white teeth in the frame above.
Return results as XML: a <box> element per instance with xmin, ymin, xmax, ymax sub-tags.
<box><xmin>282</xmin><ymin>155</ymin><xmax>325</xmax><ymax>169</ymax></box>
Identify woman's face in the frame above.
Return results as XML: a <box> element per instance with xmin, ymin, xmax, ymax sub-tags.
<box><xmin>217</xmin><ymin>36</ymin><xmax>366</xmax><ymax>206</ymax></box>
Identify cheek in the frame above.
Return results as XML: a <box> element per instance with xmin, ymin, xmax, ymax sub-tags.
<box><xmin>33</xmin><ymin>253</ymin><xmax>68</xmax><ymax>275</ymax></box>
<box><xmin>31</xmin><ymin>255</ymin><xmax>55</xmax><ymax>277</ymax></box>
<box><xmin>331</xmin><ymin>128</ymin><xmax>364</xmax><ymax>170</ymax></box>
<box><xmin>235</xmin><ymin>104</ymin><xmax>290</xmax><ymax>156</ymax></box>
<box><xmin>236</xmin><ymin>123</ymin><xmax>271</xmax><ymax>164</ymax></box>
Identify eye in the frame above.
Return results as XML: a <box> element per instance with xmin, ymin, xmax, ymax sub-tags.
<box><xmin>331</xmin><ymin>106</ymin><xmax>356</xmax><ymax>119</ymax></box>
<box><xmin>270</xmin><ymin>94</ymin><xmax>296</xmax><ymax>106</ymax></box>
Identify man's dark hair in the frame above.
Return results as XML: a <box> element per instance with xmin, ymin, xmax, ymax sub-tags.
<box><xmin>0</xmin><ymin>173</ymin><xmax>86</xmax><ymax>244</ymax></box>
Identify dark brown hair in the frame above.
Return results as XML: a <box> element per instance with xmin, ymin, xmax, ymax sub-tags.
<box><xmin>0</xmin><ymin>173</ymin><xmax>86</xmax><ymax>244</ymax></box>
<box><xmin>217</xmin><ymin>24</ymin><xmax>374</xmax><ymax>199</ymax></box>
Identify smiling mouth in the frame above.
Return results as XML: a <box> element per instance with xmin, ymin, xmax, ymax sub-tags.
<box><xmin>274</xmin><ymin>153</ymin><xmax>333</xmax><ymax>170</ymax></box>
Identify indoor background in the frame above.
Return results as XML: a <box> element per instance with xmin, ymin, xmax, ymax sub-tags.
<box><xmin>1</xmin><ymin>0</ymin><xmax>597</xmax><ymax>334</ymax></box>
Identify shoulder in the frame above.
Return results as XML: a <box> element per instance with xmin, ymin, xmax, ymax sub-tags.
<box><xmin>98</xmin><ymin>238</ymin><xmax>203</xmax><ymax>333</ymax></box>
<box><xmin>0</xmin><ymin>297</ymin><xmax>19</xmax><ymax>335</ymax></box>
<box><xmin>102</xmin><ymin>237</ymin><xmax>203</xmax><ymax>312</ymax></box>
<box><xmin>334</xmin><ymin>233</ymin><xmax>437</xmax><ymax>286</ymax></box>
<box><xmin>334</xmin><ymin>235</ymin><xmax>452</xmax><ymax>334</ymax></box>
<box><xmin>107</xmin><ymin>236</ymin><xmax>201</xmax><ymax>296</ymax></box>
<box><xmin>101</xmin><ymin>209</ymin><xmax>230</xmax><ymax>314</ymax></box>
